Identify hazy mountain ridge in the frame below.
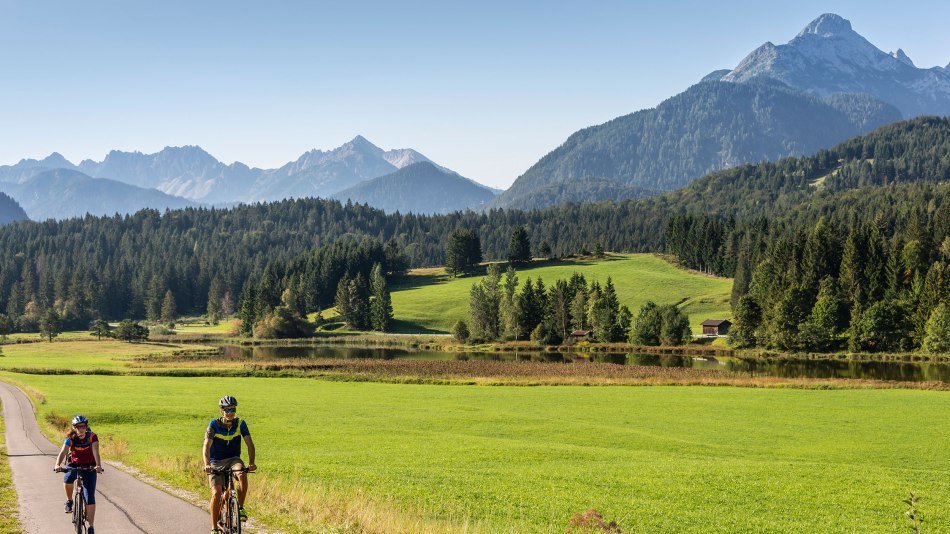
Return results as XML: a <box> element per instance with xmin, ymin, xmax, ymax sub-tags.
<box><xmin>331</xmin><ymin>161</ymin><xmax>496</xmax><ymax>214</ymax></box>
<box><xmin>0</xmin><ymin>169</ymin><xmax>196</xmax><ymax>220</ymax></box>
<box><xmin>2</xmin><ymin>137</ymin><xmax>488</xmax><ymax>214</ymax></box>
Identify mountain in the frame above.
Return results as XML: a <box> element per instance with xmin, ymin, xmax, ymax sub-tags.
<box><xmin>0</xmin><ymin>192</ymin><xmax>28</xmax><ymax>225</ymax></box>
<box><xmin>0</xmin><ymin>152</ymin><xmax>80</xmax><ymax>183</ymax></box>
<box><xmin>0</xmin><ymin>169</ymin><xmax>196</xmax><ymax>220</ymax></box>
<box><xmin>65</xmin><ymin>136</ymin><xmax>450</xmax><ymax>204</ymax></box>
<box><xmin>491</xmin><ymin>13</ymin><xmax>936</xmax><ymax>210</ymax></box>
<box><xmin>491</xmin><ymin>79</ymin><xmax>901</xmax><ymax>209</ymax></box>
<box><xmin>718</xmin><ymin>13</ymin><xmax>950</xmax><ymax>117</ymax></box>
<box><xmin>79</xmin><ymin>146</ymin><xmax>260</xmax><ymax>203</ymax></box>
<box><xmin>331</xmin><ymin>161</ymin><xmax>496</xmax><ymax>214</ymax></box>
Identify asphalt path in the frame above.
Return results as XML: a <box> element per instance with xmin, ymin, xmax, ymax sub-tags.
<box><xmin>0</xmin><ymin>380</ymin><xmax>210</xmax><ymax>533</ymax></box>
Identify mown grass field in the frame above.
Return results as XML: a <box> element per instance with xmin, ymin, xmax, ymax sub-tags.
<box><xmin>0</xmin><ymin>340</ymin><xmax>218</xmax><ymax>372</ymax></box>
<box><xmin>390</xmin><ymin>254</ymin><xmax>732</xmax><ymax>334</ymax></box>
<box><xmin>4</xmin><ymin>370</ymin><xmax>948</xmax><ymax>533</ymax></box>
<box><xmin>0</xmin><ymin>399</ymin><xmax>22</xmax><ymax>533</ymax></box>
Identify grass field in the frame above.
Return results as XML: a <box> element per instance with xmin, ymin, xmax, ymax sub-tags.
<box><xmin>0</xmin><ymin>400</ymin><xmax>23</xmax><ymax>533</ymax></box>
<box><xmin>4</xmin><ymin>371</ymin><xmax>948</xmax><ymax>533</ymax></box>
<box><xmin>0</xmin><ymin>340</ymin><xmax>219</xmax><ymax>372</ymax></box>
<box><xmin>390</xmin><ymin>254</ymin><xmax>732</xmax><ymax>334</ymax></box>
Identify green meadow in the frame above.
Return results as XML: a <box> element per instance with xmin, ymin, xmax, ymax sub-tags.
<box><xmin>390</xmin><ymin>254</ymin><xmax>732</xmax><ymax>334</ymax></box>
<box><xmin>4</xmin><ymin>369</ymin><xmax>948</xmax><ymax>533</ymax></box>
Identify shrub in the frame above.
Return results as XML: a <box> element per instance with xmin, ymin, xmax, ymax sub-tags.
<box><xmin>452</xmin><ymin>320</ymin><xmax>470</xmax><ymax>343</ymax></box>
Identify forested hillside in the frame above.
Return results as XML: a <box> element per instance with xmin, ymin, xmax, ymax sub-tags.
<box><xmin>0</xmin><ymin>118</ymin><xmax>945</xmax><ymax>339</ymax></box>
<box><xmin>489</xmin><ymin>80</ymin><xmax>901</xmax><ymax>209</ymax></box>
<box><xmin>0</xmin><ymin>193</ymin><xmax>28</xmax><ymax>225</ymax></box>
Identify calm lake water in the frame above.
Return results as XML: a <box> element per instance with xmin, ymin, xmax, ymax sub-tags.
<box><xmin>218</xmin><ymin>345</ymin><xmax>950</xmax><ymax>383</ymax></box>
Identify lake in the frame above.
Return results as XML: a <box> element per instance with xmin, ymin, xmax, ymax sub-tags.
<box><xmin>218</xmin><ymin>345</ymin><xmax>950</xmax><ymax>383</ymax></box>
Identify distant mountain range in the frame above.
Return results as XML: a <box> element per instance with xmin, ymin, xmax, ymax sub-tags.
<box><xmin>0</xmin><ymin>169</ymin><xmax>196</xmax><ymax>220</ymax></box>
<box><xmin>0</xmin><ymin>137</ymin><xmax>497</xmax><ymax>218</ymax></box>
<box><xmin>0</xmin><ymin>192</ymin><xmax>28</xmax><ymax>225</ymax></box>
<box><xmin>331</xmin><ymin>161</ymin><xmax>496</xmax><ymax>214</ymax></box>
<box><xmin>491</xmin><ymin>13</ymin><xmax>948</xmax><ymax>210</ymax></box>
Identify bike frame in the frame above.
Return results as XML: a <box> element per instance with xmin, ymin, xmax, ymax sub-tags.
<box><xmin>212</xmin><ymin>466</ymin><xmax>250</xmax><ymax>534</ymax></box>
<box><xmin>62</xmin><ymin>466</ymin><xmax>97</xmax><ymax>534</ymax></box>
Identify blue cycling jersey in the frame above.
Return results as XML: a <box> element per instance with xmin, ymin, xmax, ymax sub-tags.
<box><xmin>205</xmin><ymin>418</ymin><xmax>250</xmax><ymax>462</ymax></box>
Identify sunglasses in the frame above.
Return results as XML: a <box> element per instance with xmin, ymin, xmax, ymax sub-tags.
<box><xmin>222</xmin><ymin>408</ymin><xmax>236</xmax><ymax>413</ymax></box>
<box><xmin>74</xmin><ymin>424</ymin><xmax>88</xmax><ymax>429</ymax></box>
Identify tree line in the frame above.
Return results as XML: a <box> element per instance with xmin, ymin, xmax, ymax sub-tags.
<box><xmin>457</xmin><ymin>264</ymin><xmax>690</xmax><ymax>347</ymax></box>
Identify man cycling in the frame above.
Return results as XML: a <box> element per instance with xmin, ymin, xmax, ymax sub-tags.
<box><xmin>203</xmin><ymin>395</ymin><xmax>256</xmax><ymax>534</ymax></box>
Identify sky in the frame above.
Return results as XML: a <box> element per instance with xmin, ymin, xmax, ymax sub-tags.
<box><xmin>1</xmin><ymin>1</ymin><xmax>948</xmax><ymax>188</ymax></box>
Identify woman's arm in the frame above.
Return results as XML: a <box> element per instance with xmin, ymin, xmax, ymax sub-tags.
<box><xmin>53</xmin><ymin>442</ymin><xmax>68</xmax><ymax>471</ymax></box>
<box><xmin>92</xmin><ymin>440</ymin><xmax>104</xmax><ymax>473</ymax></box>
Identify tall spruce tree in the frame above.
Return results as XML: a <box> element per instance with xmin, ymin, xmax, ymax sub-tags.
<box><xmin>446</xmin><ymin>228</ymin><xmax>482</xmax><ymax>277</ymax></box>
<box><xmin>508</xmin><ymin>226</ymin><xmax>531</xmax><ymax>265</ymax></box>
<box><xmin>369</xmin><ymin>263</ymin><xmax>393</xmax><ymax>332</ymax></box>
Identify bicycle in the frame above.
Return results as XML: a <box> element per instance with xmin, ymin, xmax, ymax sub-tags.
<box><xmin>55</xmin><ymin>465</ymin><xmax>99</xmax><ymax>534</ymax></box>
<box><xmin>211</xmin><ymin>465</ymin><xmax>252</xmax><ymax>534</ymax></box>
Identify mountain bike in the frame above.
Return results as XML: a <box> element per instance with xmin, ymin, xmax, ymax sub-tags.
<box><xmin>212</xmin><ymin>466</ymin><xmax>251</xmax><ymax>534</ymax></box>
<box><xmin>56</xmin><ymin>466</ymin><xmax>99</xmax><ymax>534</ymax></box>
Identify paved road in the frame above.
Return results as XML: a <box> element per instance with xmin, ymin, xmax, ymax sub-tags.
<box><xmin>0</xmin><ymin>380</ymin><xmax>210</xmax><ymax>533</ymax></box>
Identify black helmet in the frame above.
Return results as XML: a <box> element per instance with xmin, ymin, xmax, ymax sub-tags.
<box><xmin>71</xmin><ymin>415</ymin><xmax>88</xmax><ymax>426</ymax></box>
<box><xmin>219</xmin><ymin>395</ymin><xmax>238</xmax><ymax>408</ymax></box>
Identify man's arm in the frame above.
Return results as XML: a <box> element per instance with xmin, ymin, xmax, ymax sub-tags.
<box><xmin>203</xmin><ymin>436</ymin><xmax>213</xmax><ymax>473</ymax></box>
<box><xmin>243</xmin><ymin>435</ymin><xmax>256</xmax><ymax>471</ymax></box>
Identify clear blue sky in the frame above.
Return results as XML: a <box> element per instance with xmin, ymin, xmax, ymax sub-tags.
<box><xmin>1</xmin><ymin>1</ymin><xmax>948</xmax><ymax>188</ymax></box>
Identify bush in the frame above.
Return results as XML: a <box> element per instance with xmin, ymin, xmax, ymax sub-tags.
<box><xmin>149</xmin><ymin>325</ymin><xmax>175</xmax><ymax>336</ymax></box>
<box><xmin>452</xmin><ymin>320</ymin><xmax>470</xmax><ymax>343</ymax></box>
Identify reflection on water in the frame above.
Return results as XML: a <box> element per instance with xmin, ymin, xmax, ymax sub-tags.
<box><xmin>217</xmin><ymin>345</ymin><xmax>950</xmax><ymax>383</ymax></box>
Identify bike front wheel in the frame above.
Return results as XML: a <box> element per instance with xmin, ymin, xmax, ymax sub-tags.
<box><xmin>229</xmin><ymin>495</ymin><xmax>242</xmax><ymax>534</ymax></box>
<box><xmin>73</xmin><ymin>489</ymin><xmax>86</xmax><ymax>533</ymax></box>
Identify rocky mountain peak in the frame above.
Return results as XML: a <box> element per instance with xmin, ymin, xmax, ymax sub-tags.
<box><xmin>797</xmin><ymin>13</ymin><xmax>854</xmax><ymax>38</ymax></box>
<box><xmin>890</xmin><ymin>49</ymin><xmax>915</xmax><ymax>67</ymax></box>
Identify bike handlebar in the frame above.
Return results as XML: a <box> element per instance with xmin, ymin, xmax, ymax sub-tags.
<box><xmin>54</xmin><ymin>466</ymin><xmax>101</xmax><ymax>473</ymax></box>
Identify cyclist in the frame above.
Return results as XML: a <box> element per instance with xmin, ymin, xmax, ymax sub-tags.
<box><xmin>53</xmin><ymin>415</ymin><xmax>104</xmax><ymax>534</ymax></box>
<box><xmin>203</xmin><ymin>395</ymin><xmax>256</xmax><ymax>533</ymax></box>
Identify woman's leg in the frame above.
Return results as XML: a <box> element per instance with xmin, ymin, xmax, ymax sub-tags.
<box><xmin>64</xmin><ymin>483</ymin><xmax>73</xmax><ymax>500</ymax></box>
<box><xmin>82</xmin><ymin>472</ymin><xmax>98</xmax><ymax>526</ymax></box>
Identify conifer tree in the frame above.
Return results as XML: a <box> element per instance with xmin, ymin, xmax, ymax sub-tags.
<box><xmin>500</xmin><ymin>266</ymin><xmax>519</xmax><ymax>340</ymax></box>
<box><xmin>160</xmin><ymin>290</ymin><xmax>177</xmax><ymax>326</ymax></box>
<box><xmin>369</xmin><ymin>263</ymin><xmax>393</xmax><ymax>332</ymax></box>
<box><xmin>39</xmin><ymin>308</ymin><xmax>60</xmax><ymax>342</ymax></box>
<box><xmin>207</xmin><ymin>277</ymin><xmax>223</xmax><ymax>325</ymax></box>
<box><xmin>508</xmin><ymin>226</ymin><xmax>531</xmax><ymax>264</ymax></box>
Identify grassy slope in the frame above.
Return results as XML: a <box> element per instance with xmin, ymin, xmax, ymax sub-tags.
<box><xmin>0</xmin><ymin>400</ymin><xmax>23</xmax><ymax>533</ymax></box>
<box><xmin>391</xmin><ymin>254</ymin><xmax>732</xmax><ymax>334</ymax></box>
<box><xmin>5</xmin><ymin>372</ymin><xmax>948</xmax><ymax>533</ymax></box>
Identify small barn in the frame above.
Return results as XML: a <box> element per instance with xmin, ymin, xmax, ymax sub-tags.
<box><xmin>570</xmin><ymin>329</ymin><xmax>593</xmax><ymax>340</ymax></box>
<box><xmin>701</xmin><ymin>319</ymin><xmax>731</xmax><ymax>336</ymax></box>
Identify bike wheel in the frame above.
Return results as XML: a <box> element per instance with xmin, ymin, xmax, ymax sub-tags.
<box><xmin>74</xmin><ymin>489</ymin><xmax>86</xmax><ymax>533</ymax></box>
<box><xmin>229</xmin><ymin>494</ymin><xmax>242</xmax><ymax>534</ymax></box>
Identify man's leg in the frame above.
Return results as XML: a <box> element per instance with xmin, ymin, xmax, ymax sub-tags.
<box><xmin>235</xmin><ymin>466</ymin><xmax>249</xmax><ymax>507</ymax></box>
<box><xmin>86</xmin><ymin>504</ymin><xmax>96</xmax><ymax>526</ymax></box>
<box><xmin>63</xmin><ymin>483</ymin><xmax>73</xmax><ymax>501</ymax></box>
<box><xmin>210</xmin><ymin>485</ymin><xmax>223</xmax><ymax>530</ymax></box>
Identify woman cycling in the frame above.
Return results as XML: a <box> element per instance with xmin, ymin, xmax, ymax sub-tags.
<box><xmin>53</xmin><ymin>414</ymin><xmax>104</xmax><ymax>534</ymax></box>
